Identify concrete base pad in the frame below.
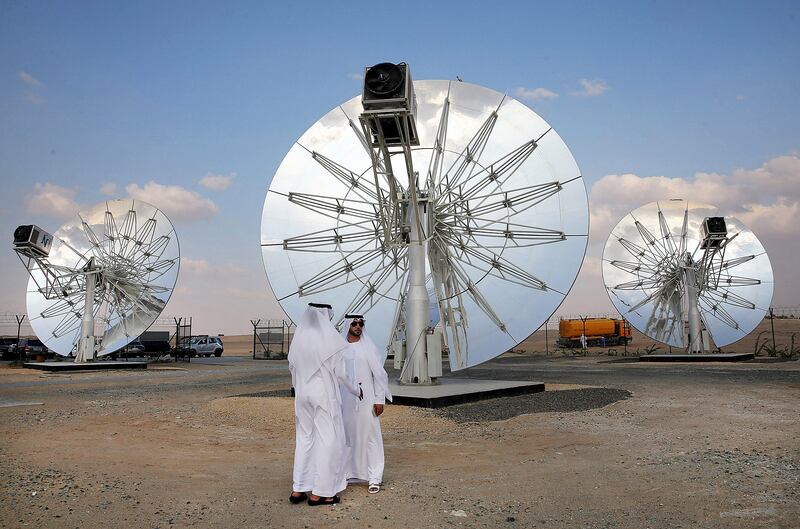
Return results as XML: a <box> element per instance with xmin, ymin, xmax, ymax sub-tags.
<box><xmin>389</xmin><ymin>378</ymin><xmax>545</xmax><ymax>408</ymax></box>
<box><xmin>24</xmin><ymin>361</ymin><xmax>148</xmax><ymax>372</ymax></box>
<box><xmin>639</xmin><ymin>352</ymin><xmax>754</xmax><ymax>362</ymax></box>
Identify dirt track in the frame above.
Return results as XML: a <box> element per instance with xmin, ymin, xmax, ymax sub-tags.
<box><xmin>1</xmin><ymin>356</ymin><xmax>798</xmax><ymax>528</ymax></box>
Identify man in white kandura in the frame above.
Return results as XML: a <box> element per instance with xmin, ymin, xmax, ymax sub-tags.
<box><xmin>339</xmin><ymin>314</ymin><xmax>393</xmax><ymax>494</ymax></box>
<box><xmin>288</xmin><ymin>303</ymin><xmax>363</xmax><ymax>506</ymax></box>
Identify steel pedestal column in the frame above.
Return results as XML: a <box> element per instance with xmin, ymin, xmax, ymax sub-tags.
<box><xmin>400</xmin><ymin>195</ymin><xmax>432</xmax><ymax>384</ymax></box>
<box><xmin>75</xmin><ymin>263</ymin><xmax>98</xmax><ymax>363</ymax></box>
<box><xmin>683</xmin><ymin>255</ymin><xmax>704</xmax><ymax>353</ymax></box>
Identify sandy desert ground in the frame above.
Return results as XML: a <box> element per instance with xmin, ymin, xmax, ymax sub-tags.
<box><xmin>1</xmin><ymin>350</ymin><xmax>798</xmax><ymax>529</ymax></box>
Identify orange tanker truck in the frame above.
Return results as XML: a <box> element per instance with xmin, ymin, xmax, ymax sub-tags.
<box><xmin>558</xmin><ymin>318</ymin><xmax>632</xmax><ymax>348</ymax></box>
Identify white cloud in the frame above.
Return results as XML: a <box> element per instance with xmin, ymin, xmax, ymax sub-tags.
<box><xmin>182</xmin><ymin>258</ymin><xmax>212</xmax><ymax>273</ymax></box>
<box><xmin>100</xmin><ymin>182</ymin><xmax>117</xmax><ymax>196</ymax></box>
<box><xmin>571</xmin><ymin>78</ymin><xmax>609</xmax><ymax>97</ymax></box>
<box><xmin>514</xmin><ymin>87</ymin><xmax>558</xmax><ymax>101</ymax></box>
<box><xmin>124</xmin><ymin>181</ymin><xmax>219</xmax><ymax>221</ymax></box>
<box><xmin>736</xmin><ymin>198</ymin><xmax>799</xmax><ymax>237</ymax></box>
<box><xmin>221</xmin><ymin>287</ymin><xmax>272</xmax><ymax>300</ymax></box>
<box><xmin>19</xmin><ymin>71</ymin><xmax>43</xmax><ymax>87</ymax></box>
<box><xmin>589</xmin><ymin>154</ymin><xmax>800</xmax><ymax>242</ymax></box>
<box><xmin>199</xmin><ymin>172</ymin><xmax>235</xmax><ymax>191</ymax></box>
<box><xmin>181</xmin><ymin>258</ymin><xmax>247</xmax><ymax>276</ymax></box>
<box><xmin>24</xmin><ymin>183</ymin><xmax>81</xmax><ymax>219</ymax></box>
<box><xmin>23</xmin><ymin>93</ymin><xmax>46</xmax><ymax>105</ymax></box>
<box><xmin>347</xmin><ymin>72</ymin><xmax>362</xmax><ymax>81</ymax></box>
<box><xmin>730</xmin><ymin>154</ymin><xmax>800</xmax><ymax>199</ymax></box>
<box><xmin>19</xmin><ymin>71</ymin><xmax>46</xmax><ymax>105</ymax></box>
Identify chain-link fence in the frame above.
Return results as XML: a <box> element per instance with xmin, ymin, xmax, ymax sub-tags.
<box><xmin>0</xmin><ymin>311</ymin><xmax>195</xmax><ymax>361</ymax></box>
<box><xmin>515</xmin><ymin>308</ymin><xmax>800</xmax><ymax>358</ymax></box>
<box><xmin>770</xmin><ymin>306</ymin><xmax>800</xmax><ymax>319</ymax></box>
<box><xmin>251</xmin><ymin>319</ymin><xmax>294</xmax><ymax>360</ymax></box>
<box><xmin>0</xmin><ymin>312</ymin><xmax>34</xmax><ymax>336</ymax></box>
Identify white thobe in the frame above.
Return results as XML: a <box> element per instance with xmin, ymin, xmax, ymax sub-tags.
<box><xmin>291</xmin><ymin>353</ymin><xmax>359</xmax><ymax>497</ymax></box>
<box><xmin>340</xmin><ymin>339</ymin><xmax>387</xmax><ymax>484</ymax></box>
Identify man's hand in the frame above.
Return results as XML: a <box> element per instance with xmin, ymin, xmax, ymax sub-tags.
<box><xmin>373</xmin><ymin>404</ymin><xmax>384</xmax><ymax>417</ymax></box>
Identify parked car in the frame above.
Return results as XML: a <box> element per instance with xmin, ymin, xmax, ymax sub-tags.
<box><xmin>124</xmin><ymin>340</ymin><xmax>145</xmax><ymax>355</ymax></box>
<box><xmin>107</xmin><ymin>340</ymin><xmax>146</xmax><ymax>359</ymax></box>
<box><xmin>18</xmin><ymin>338</ymin><xmax>49</xmax><ymax>359</ymax></box>
<box><xmin>188</xmin><ymin>336</ymin><xmax>224</xmax><ymax>357</ymax></box>
<box><xmin>0</xmin><ymin>338</ymin><xmax>18</xmax><ymax>360</ymax></box>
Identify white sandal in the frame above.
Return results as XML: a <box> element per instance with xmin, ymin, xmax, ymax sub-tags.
<box><xmin>368</xmin><ymin>483</ymin><xmax>380</xmax><ymax>494</ymax></box>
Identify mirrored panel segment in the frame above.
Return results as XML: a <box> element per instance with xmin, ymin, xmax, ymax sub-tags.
<box><xmin>602</xmin><ymin>200</ymin><xmax>773</xmax><ymax>349</ymax></box>
<box><xmin>26</xmin><ymin>200</ymin><xmax>180</xmax><ymax>356</ymax></box>
<box><xmin>262</xmin><ymin>80</ymin><xmax>589</xmax><ymax>370</ymax></box>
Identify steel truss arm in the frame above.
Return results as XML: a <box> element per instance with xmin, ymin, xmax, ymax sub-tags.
<box><xmin>286</xmin><ymin>191</ymin><xmax>379</xmax><ymax>222</ymax></box>
<box><xmin>617</xmin><ymin>237</ymin><xmax>665</xmax><ymax>269</ymax></box>
<box><xmin>437</xmin><ymin>180</ymin><xmax>562</xmax><ymax>218</ymax></box>
<box><xmin>657</xmin><ymin>208</ymin><xmax>676</xmax><ymax>255</ymax></box>
<box><xmin>264</xmin><ymin>222</ymin><xmax>383</xmax><ymax>252</ymax></box>
<box><xmin>633</xmin><ymin>219</ymin><xmax>670</xmax><ymax>262</ymax></box>
<box><xmin>339</xmin><ymin>105</ymin><xmax>386</xmax><ymax>175</ymax></box>
<box><xmin>286</xmin><ymin>239</ymin><xmax>397</xmax><ymax>299</ymax></box>
<box><xmin>432</xmin><ymin>240</ymin><xmax>510</xmax><ymax>335</ymax></box>
<box><xmin>697</xmin><ymin>296</ymin><xmax>743</xmax><ymax>330</ymax></box>
<box><xmin>625</xmin><ymin>275</ymin><xmax>684</xmax><ymax>313</ymax></box>
<box><xmin>438</xmin><ymin>231</ymin><xmax>550</xmax><ymax>291</ymax></box>
<box><xmin>439</xmin><ymin>135</ymin><xmax>544</xmax><ymax>215</ymax></box>
<box><xmin>608</xmin><ymin>259</ymin><xmax>654</xmax><ymax>275</ymax></box>
<box><xmin>300</xmin><ymin>145</ymin><xmax>380</xmax><ymax>202</ymax></box>
<box><xmin>339</xmin><ymin>248</ymin><xmax>408</xmax><ymax>319</ymax></box>
<box><xmin>426</xmin><ymin>84</ymin><xmax>451</xmax><ymax>191</ymax></box>
<box><xmin>440</xmin><ymin>215</ymin><xmax>566</xmax><ymax>249</ymax></box>
<box><xmin>438</xmin><ymin>94</ymin><xmax>505</xmax><ymax>197</ymax></box>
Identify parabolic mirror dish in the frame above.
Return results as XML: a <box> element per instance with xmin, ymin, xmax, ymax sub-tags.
<box><xmin>25</xmin><ymin>199</ymin><xmax>180</xmax><ymax>356</ymax></box>
<box><xmin>261</xmin><ymin>80</ymin><xmax>588</xmax><ymax>370</ymax></box>
<box><xmin>602</xmin><ymin>200</ymin><xmax>773</xmax><ymax>348</ymax></box>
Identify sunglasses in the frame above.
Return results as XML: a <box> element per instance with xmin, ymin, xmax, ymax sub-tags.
<box><xmin>350</xmin><ymin>321</ymin><xmax>364</xmax><ymax>328</ymax></box>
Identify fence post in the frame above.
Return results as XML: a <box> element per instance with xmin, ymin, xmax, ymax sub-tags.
<box><xmin>15</xmin><ymin>314</ymin><xmax>26</xmax><ymax>362</ymax></box>
<box><xmin>769</xmin><ymin>307</ymin><xmax>776</xmax><ymax>349</ymax></box>
<box><xmin>251</xmin><ymin>319</ymin><xmax>260</xmax><ymax>360</ymax></box>
<box><xmin>545</xmin><ymin>320</ymin><xmax>549</xmax><ymax>355</ymax></box>
<box><xmin>581</xmin><ymin>316</ymin><xmax>588</xmax><ymax>355</ymax></box>
<box><xmin>174</xmin><ymin>317</ymin><xmax>183</xmax><ymax>363</ymax></box>
<box><xmin>187</xmin><ymin>317</ymin><xmax>192</xmax><ymax>363</ymax></box>
<box><xmin>282</xmin><ymin>320</ymin><xmax>287</xmax><ymax>356</ymax></box>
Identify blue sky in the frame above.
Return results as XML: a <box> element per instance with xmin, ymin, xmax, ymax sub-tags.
<box><xmin>1</xmin><ymin>1</ymin><xmax>798</xmax><ymax>334</ymax></box>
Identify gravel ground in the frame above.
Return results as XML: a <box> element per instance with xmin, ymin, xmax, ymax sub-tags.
<box><xmin>233</xmin><ymin>386</ymin><xmax>633</xmax><ymax>423</ymax></box>
<box><xmin>431</xmin><ymin>388</ymin><xmax>632</xmax><ymax>423</ymax></box>
<box><xmin>1</xmin><ymin>356</ymin><xmax>798</xmax><ymax>529</ymax></box>
<box><xmin>232</xmin><ymin>389</ymin><xmax>293</xmax><ymax>398</ymax></box>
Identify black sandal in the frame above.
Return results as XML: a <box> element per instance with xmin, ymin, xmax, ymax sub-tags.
<box><xmin>289</xmin><ymin>492</ymin><xmax>308</xmax><ymax>504</ymax></box>
<box><xmin>307</xmin><ymin>495</ymin><xmax>340</xmax><ymax>506</ymax></box>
